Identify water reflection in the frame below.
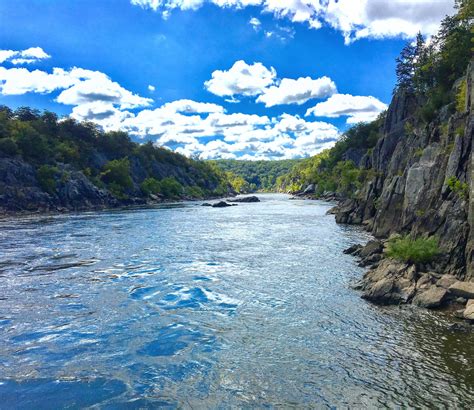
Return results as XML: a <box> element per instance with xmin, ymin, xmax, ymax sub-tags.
<box><xmin>0</xmin><ymin>194</ymin><xmax>472</xmax><ymax>407</ymax></box>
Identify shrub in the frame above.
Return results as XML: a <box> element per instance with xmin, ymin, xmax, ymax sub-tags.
<box><xmin>101</xmin><ymin>158</ymin><xmax>133</xmax><ymax>197</ymax></box>
<box><xmin>456</xmin><ymin>79</ymin><xmax>467</xmax><ymax>113</ymax></box>
<box><xmin>37</xmin><ymin>165</ymin><xmax>59</xmax><ymax>194</ymax></box>
<box><xmin>386</xmin><ymin>235</ymin><xmax>440</xmax><ymax>264</ymax></box>
<box><xmin>140</xmin><ymin>177</ymin><xmax>161</xmax><ymax>196</ymax></box>
<box><xmin>184</xmin><ymin>185</ymin><xmax>205</xmax><ymax>198</ymax></box>
<box><xmin>0</xmin><ymin>138</ymin><xmax>19</xmax><ymax>156</ymax></box>
<box><xmin>446</xmin><ymin>176</ymin><xmax>469</xmax><ymax>199</ymax></box>
<box><xmin>159</xmin><ymin>177</ymin><xmax>183</xmax><ymax>198</ymax></box>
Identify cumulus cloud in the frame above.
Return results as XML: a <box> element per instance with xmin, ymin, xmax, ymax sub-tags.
<box><xmin>257</xmin><ymin>76</ymin><xmax>336</xmax><ymax>107</ymax></box>
<box><xmin>204</xmin><ymin>60</ymin><xmax>276</xmax><ymax>98</ymax></box>
<box><xmin>0</xmin><ymin>65</ymin><xmax>152</xmax><ymax>110</ymax></box>
<box><xmin>131</xmin><ymin>0</ymin><xmax>454</xmax><ymax>43</ymax></box>
<box><xmin>205</xmin><ymin>60</ymin><xmax>336</xmax><ymax>107</ymax></box>
<box><xmin>0</xmin><ymin>47</ymin><xmax>51</xmax><ymax>65</ymax></box>
<box><xmin>306</xmin><ymin>93</ymin><xmax>388</xmax><ymax>124</ymax></box>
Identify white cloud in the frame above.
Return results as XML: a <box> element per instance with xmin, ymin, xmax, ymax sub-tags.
<box><xmin>205</xmin><ymin>60</ymin><xmax>337</xmax><ymax>107</ymax></box>
<box><xmin>306</xmin><ymin>93</ymin><xmax>387</xmax><ymax>124</ymax></box>
<box><xmin>249</xmin><ymin>17</ymin><xmax>261</xmax><ymax>31</ymax></box>
<box><xmin>204</xmin><ymin>60</ymin><xmax>276</xmax><ymax>98</ymax></box>
<box><xmin>323</xmin><ymin>0</ymin><xmax>454</xmax><ymax>44</ymax></box>
<box><xmin>148</xmin><ymin>84</ymin><xmax>156</xmax><ymax>92</ymax></box>
<box><xmin>131</xmin><ymin>0</ymin><xmax>454</xmax><ymax>43</ymax></box>
<box><xmin>0</xmin><ymin>47</ymin><xmax>51</xmax><ymax>65</ymax></box>
<box><xmin>161</xmin><ymin>99</ymin><xmax>224</xmax><ymax>114</ymax></box>
<box><xmin>256</xmin><ymin>76</ymin><xmax>336</xmax><ymax>107</ymax></box>
<box><xmin>0</xmin><ymin>65</ymin><xmax>152</xmax><ymax>110</ymax></box>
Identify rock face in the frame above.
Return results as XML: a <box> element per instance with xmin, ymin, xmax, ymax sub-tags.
<box><xmin>334</xmin><ymin>63</ymin><xmax>473</xmax><ymax>282</ymax></box>
<box><xmin>227</xmin><ymin>196</ymin><xmax>260</xmax><ymax>203</ymax></box>
<box><xmin>0</xmin><ymin>158</ymin><xmax>115</xmax><ymax>212</ymax></box>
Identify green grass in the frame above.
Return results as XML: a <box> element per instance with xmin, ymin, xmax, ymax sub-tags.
<box><xmin>385</xmin><ymin>235</ymin><xmax>440</xmax><ymax>264</ymax></box>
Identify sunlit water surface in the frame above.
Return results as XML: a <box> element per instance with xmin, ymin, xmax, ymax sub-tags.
<box><xmin>0</xmin><ymin>194</ymin><xmax>473</xmax><ymax>408</ymax></box>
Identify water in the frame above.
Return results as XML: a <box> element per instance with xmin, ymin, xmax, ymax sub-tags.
<box><xmin>0</xmin><ymin>194</ymin><xmax>473</xmax><ymax>408</ymax></box>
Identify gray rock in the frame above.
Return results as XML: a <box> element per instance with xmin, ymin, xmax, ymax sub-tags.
<box><xmin>412</xmin><ymin>286</ymin><xmax>447</xmax><ymax>308</ymax></box>
<box><xmin>343</xmin><ymin>244</ymin><xmax>362</xmax><ymax>255</ymax></box>
<box><xmin>212</xmin><ymin>201</ymin><xmax>235</xmax><ymax>208</ymax></box>
<box><xmin>448</xmin><ymin>281</ymin><xmax>474</xmax><ymax>299</ymax></box>
<box><xmin>302</xmin><ymin>184</ymin><xmax>315</xmax><ymax>194</ymax></box>
<box><xmin>359</xmin><ymin>240</ymin><xmax>383</xmax><ymax>258</ymax></box>
<box><xmin>436</xmin><ymin>275</ymin><xmax>457</xmax><ymax>289</ymax></box>
<box><xmin>463</xmin><ymin>304</ymin><xmax>474</xmax><ymax>320</ymax></box>
<box><xmin>228</xmin><ymin>196</ymin><xmax>260</xmax><ymax>203</ymax></box>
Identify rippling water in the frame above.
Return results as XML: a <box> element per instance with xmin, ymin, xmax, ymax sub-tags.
<box><xmin>0</xmin><ymin>194</ymin><xmax>473</xmax><ymax>408</ymax></box>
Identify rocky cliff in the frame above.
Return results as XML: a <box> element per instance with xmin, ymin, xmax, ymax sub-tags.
<box><xmin>334</xmin><ymin>63</ymin><xmax>473</xmax><ymax>316</ymax></box>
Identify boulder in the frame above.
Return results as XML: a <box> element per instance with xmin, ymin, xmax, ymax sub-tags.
<box><xmin>416</xmin><ymin>273</ymin><xmax>435</xmax><ymax>290</ymax></box>
<box><xmin>201</xmin><ymin>203</ymin><xmax>212</xmax><ymax>207</ymax></box>
<box><xmin>448</xmin><ymin>281</ymin><xmax>474</xmax><ymax>299</ymax></box>
<box><xmin>436</xmin><ymin>275</ymin><xmax>457</xmax><ymax>289</ymax></box>
<box><xmin>212</xmin><ymin>201</ymin><xmax>235</xmax><ymax>208</ymax></box>
<box><xmin>359</xmin><ymin>240</ymin><xmax>383</xmax><ymax>258</ymax></box>
<box><xmin>463</xmin><ymin>304</ymin><xmax>474</xmax><ymax>320</ymax></box>
<box><xmin>343</xmin><ymin>244</ymin><xmax>362</xmax><ymax>255</ymax></box>
<box><xmin>412</xmin><ymin>286</ymin><xmax>447</xmax><ymax>308</ymax></box>
<box><xmin>228</xmin><ymin>196</ymin><xmax>260</xmax><ymax>203</ymax></box>
<box><xmin>303</xmin><ymin>184</ymin><xmax>315</xmax><ymax>194</ymax></box>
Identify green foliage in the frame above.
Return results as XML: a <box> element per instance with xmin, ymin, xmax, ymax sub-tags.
<box><xmin>446</xmin><ymin>176</ymin><xmax>469</xmax><ymax>199</ymax></box>
<box><xmin>0</xmin><ymin>104</ymin><xmax>232</xmax><ymax>201</ymax></box>
<box><xmin>456</xmin><ymin>79</ymin><xmax>467</xmax><ymax>112</ymax></box>
<box><xmin>397</xmin><ymin>2</ymin><xmax>472</xmax><ymax>120</ymax></box>
<box><xmin>455</xmin><ymin>125</ymin><xmax>465</xmax><ymax>137</ymax></box>
<box><xmin>386</xmin><ymin>235</ymin><xmax>440</xmax><ymax>264</ymax></box>
<box><xmin>159</xmin><ymin>177</ymin><xmax>183</xmax><ymax>198</ymax></box>
<box><xmin>140</xmin><ymin>177</ymin><xmax>162</xmax><ymax>196</ymax></box>
<box><xmin>0</xmin><ymin>138</ymin><xmax>19</xmax><ymax>156</ymax></box>
<box><xmin>225</xmin><ymin>172</ymin><xmax>250</xmax><ymax>193</ymax></box>
<box><xmin>37</xmin><ymin>164</ymin><xmax>59</xmax><ymax>194</ymax></box>
<box><xmin>184</xmin><ymin>185</ymin><xmax>205</xmax><ymax>198</ymax></box>
<box><xmin>211</xmin><ymin>159</ymin><xmax>299</xmax><ymax>192</ymax></box>
<box><xmin>101</xmin><ymin>158</ymin><xmax>133</xmax><ymax>197</ymax></box>
<box><xmin>277</xmin><ymin>116</ymin><xmax>383</xmax><ymax>196</ymax></box>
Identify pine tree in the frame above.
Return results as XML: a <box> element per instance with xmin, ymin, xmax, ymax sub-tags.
<box><xmin>395</xmin><ymin>42</ymin><xmax>416</xmax><ymax>92</ymax></box>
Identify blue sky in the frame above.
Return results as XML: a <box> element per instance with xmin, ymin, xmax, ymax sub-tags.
<box><xmin>0</xmin><ymin>0</ymin><xmax>454</xmax><ymax>160</ymax></box>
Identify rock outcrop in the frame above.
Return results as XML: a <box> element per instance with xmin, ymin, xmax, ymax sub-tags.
<box><xmin>335</xmin><ymin>63</ymin><xmax>473</xmax><ymax>320</ymax></box>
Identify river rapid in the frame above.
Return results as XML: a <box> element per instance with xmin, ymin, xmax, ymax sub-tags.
<box><xmin>0</xmin><ymin>194</ymin><xmax>473</xmax><ymax>408</ymax></box>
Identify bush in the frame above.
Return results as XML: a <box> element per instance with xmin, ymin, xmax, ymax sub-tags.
<box><xmin>386</xmin><ymin>236</ymin><xmax>440</xmax><ymax>264</ymax></box>
<box><xmin>0</xmin><ymin>138</ymin><xmax>19</xmax><ymax>156</ymax></box>
<box><xmin>456</xmin><ymin>79</ymin><xmax>467</xmax><ymax>113</ymax></box>
<box><xmin>101</xmin><ymin>158</ymin><xmax>133</xmax><ymax>197</ymax></box>
<box><xmin>140</xmin><ymin>177</ymin><xmax>161</xmax><ymax>196</ymax></box>
<box><xmin>446</xmin><ymin>176</ymin><xmax>469</xmax><ymax>199</ymax></box>
<box><xmin>184</xmin><ymin>185</ymin><xmax>205</xmax><ymax>198</ymax></box>
<box><xmin>159</xmin><ymin>177</ymin><xmax>183</xmax><ymax>198</ymax></box>
<box><xmin>37</xmin><ymin>165</ymin><xmax>59</xmax><ymax>194</ymax></box>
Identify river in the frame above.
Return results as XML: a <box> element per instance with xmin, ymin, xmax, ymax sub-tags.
<box><xmin>0</xmin><ymin>194</ymin><xmax>473</xmax><ymax>408</ymax></box>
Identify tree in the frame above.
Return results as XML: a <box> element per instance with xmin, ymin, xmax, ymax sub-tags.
<box><xmin>395</xmin><ymin>41</ymin><xmax>416</xmax><ymax>91</ymax></box>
